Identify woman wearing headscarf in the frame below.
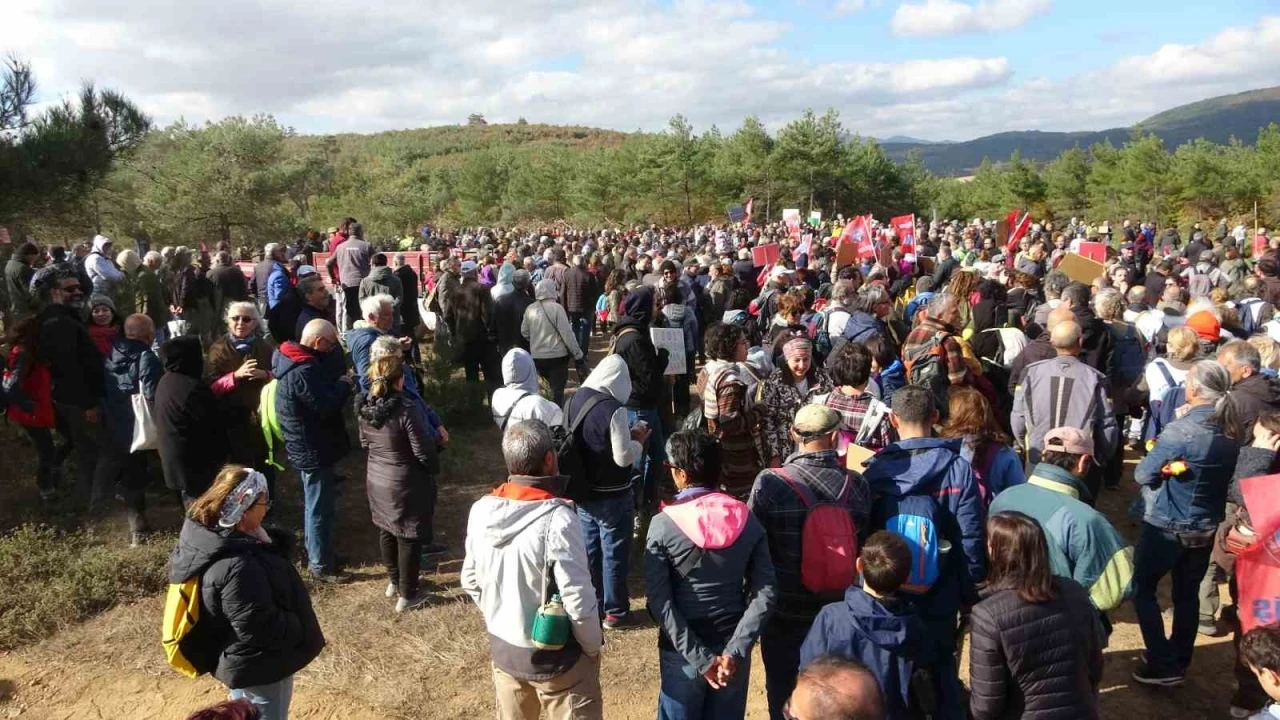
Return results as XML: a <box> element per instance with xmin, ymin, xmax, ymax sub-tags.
<box><xmin>490</xmin><ymin>347</ymin><xmax>564</xmax><ymax>430</ymax></box>
<box><xmin>357</xmin><ymin>355</ymin><xmax>439</xmax><ymax>612</ymax></box>
<box><xmin>167</xmin><ymin>465</ymin><xmax>324</xmax><ymax>719</ymax></box>
<box><xmin>759</xmin><ymin>336</ymin><xmax>831</xmax><ymax>467</ymax></box>
<box><xmin>207</xmin><ymin>302</ymin><xmax>276</xmax><ymax>493</ymax></box>
<box><xmin>155</xmin><ymin>336</ymin><xmax>229</xmax><ymax>504</ymax></box>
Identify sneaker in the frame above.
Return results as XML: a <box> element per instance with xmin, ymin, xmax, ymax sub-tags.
<box><xmin>1131</xmin><ymin>664</ymin><xmax>1185</xmax><ymax>687</ymax></box>
<box><xmin>1198</xmin><ymin>618</ymin><xmax>1220</xmax><ymax>637</ymax></box>
<box><xmin>603</xmin><ymin>613</ymin><xmax>629</xmax><ymax>630</ymax></box>
<box><xmin>395</xmin><ymin>592</ymin><xmax>430</xmax><ymax>613</ymax></box>
<box><xmin>385</xmin><ymin>582</ymin><xmax>397</xmax><ymax>599</ymax></box>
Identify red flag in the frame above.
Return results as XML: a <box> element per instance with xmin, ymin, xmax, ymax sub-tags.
<box><xmin>891</xmin><ymin>215</ymin><xmax>916</xmax><ymax>258</ymax></box>
<box><xmin>839</xmin><ymin>216</ymin><xmax>875</xmax><ymax>261</ymax></box>
<box><xmin>1005</xmin><ymin>210</ymin><xmax>1031</xmax><ymax>254</ymax></box>
<box><xmin>744</xmin><ymin>198</ymin><xmax>754</xmax><ymax>224</ymax></box>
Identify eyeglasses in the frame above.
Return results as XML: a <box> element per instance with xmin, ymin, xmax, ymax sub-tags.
<box><xmin>230</xmin><ymin>315</ymin><xmax>254</xmax><ymax>323</ymax></box>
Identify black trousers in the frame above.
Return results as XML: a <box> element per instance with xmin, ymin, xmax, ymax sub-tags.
<box><xmin>534</xmin><ymin>355</ymin><xmax>570</xmax><ymax>406</ymax></box>
<box><xmin>93</xmin><ymin>444</ymin><xmax>151</xmax><ymax>532</ymax></box>
<box><xmin>342</xmin><ymin>285</ymin><xmax>361</xmax><ymax>331</ymax></box>
<box><xmin>23</xmin><ymin>426</ymin><xmax>57</xmax><ymax>496</ymax></box>
<box><xmin>379</xmin><ymin>530</ymin><xmax>422</xmax><ymax>598</ymax></box>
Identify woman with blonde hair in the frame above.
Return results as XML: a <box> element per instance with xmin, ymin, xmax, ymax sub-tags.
<box><xmin>168</xmin><ymin>465</ymin><xmax>324</xmax><ymax>719</ymax></box>
<box><xmin>1247</xmin><ymin>334</ymin><xmax>1280</xmax><ymax>376</ymax></box>
<box><xmin>1140</xmin><ymin>326</ymin><xmax>1200</xmax><ymax>401</ymax></box>
<box><xmin>357</xmin><ymin>354</ymin><xmax>439</xmax><ymax>612</ymax></box>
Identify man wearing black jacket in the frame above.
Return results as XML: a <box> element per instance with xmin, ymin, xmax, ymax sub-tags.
<box><xmin>1061</xmin><ymin>282</ymin><xmax>1113</xmax><ymax>375</ymax></box>
<box><xmin>494</xmin><ymin>269</ymin><xmax>535</xmax><ymax>356</ymax></box>
<box><xmin>610</xmin><ymin>286</ymin><xmax>669</xmax><ymax>520</ymax></box>
<box><xmin>562</xmin><ymin>255</ymin><xmax>597</xmax><ymax>354</ymax></box>
<box><xmin>35</xmin><ymin>269</ymin><xmax>104</xmax><ymax>502</ymax></box>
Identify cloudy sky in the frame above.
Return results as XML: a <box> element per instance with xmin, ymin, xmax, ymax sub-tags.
<box><xmin>4</xmin><ymin>0</ymin><xmax>1278</xmax><ymax>141</ymax></box>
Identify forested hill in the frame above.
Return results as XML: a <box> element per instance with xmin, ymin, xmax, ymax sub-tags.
<box><xmin>322</xmin><ymin>122</ymin><xmax>630</xmax><ymax>166</ymax></box>
<box><xmin>882</xmin><ymin>86</ymin><xmax>1280</xmax><ymax>175</ymax></box>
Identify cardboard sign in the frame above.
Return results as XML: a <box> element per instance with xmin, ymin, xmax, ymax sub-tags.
<box><xmin>650</xmin><ymin>328</ymin><xmax>686</xmax><ymax>375</ymax></box>
<box><xmin>918</xmin><ymin>256</ymin><xmax>936</xmax><ymax>276</ymax></box>
<box><xmin>1077</xmin><ymin>242</ymin><xmax>1107</xmax><ymax>264</ymax></box>
<box><xmin>1057</xmin><ymin>253</ymin><xmax>1105</xmax><ymax>285</ymax></box>
<box><xmin>845</xmin><ymin>444</ymin><xmax>876</xmax><ymax>472</ymax></box>
<box><xmin>751</xmin><ymin>243</ymin><xmax>780</xmax><ymax>267</ymax></box>
<box><xmin>835</xmin><ymin>239</ymin><xmax>858</xmax><ymax>268</ymax></box>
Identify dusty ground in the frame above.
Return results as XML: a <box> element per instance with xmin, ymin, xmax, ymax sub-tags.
<box><xmin>0</xmin><ymin>340</ymin><xmax>1245</xmax><ymax>719</ymax></box>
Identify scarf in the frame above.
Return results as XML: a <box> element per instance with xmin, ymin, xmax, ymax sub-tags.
<box><xmin>229</xmin><ymin>333</ymin><xmax>257</xmax><ymax>355</ymax></box>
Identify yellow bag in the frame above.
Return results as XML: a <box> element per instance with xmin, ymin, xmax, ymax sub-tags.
<box><xmin>161</xmin><ymin>577</ymin><xmax>204</xmax><ymax>678</ymax></box>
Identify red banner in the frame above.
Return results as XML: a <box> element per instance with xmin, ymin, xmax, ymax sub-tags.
<box><xmin>1005</xmin><ymin>210</ymin><xmax>1031</xmax><ymax>254</ymax></box>
<box><xmin>891</xmin><ymin>215</ymin><xmax>916</xmax><ymax>258</ymax></box>
<box><xmin>839</xmin><ymin>215</ymin><xmax>875</xmax><ymax>261</ymax></box>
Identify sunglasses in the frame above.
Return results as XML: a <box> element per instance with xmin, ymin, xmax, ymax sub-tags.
<box><xmin>230</xmin><ymin>315</ymin><xmax>254</xmax><ymax>322</ymax></box>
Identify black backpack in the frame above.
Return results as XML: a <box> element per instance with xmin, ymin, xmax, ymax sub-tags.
<box><xmin>557</xmin><ymin>393</ymin><xmax>608</xmax><ymax>502</ymax></box>
<box><xmin>904</xmin><ymin>332</ymin><xmax>953</xmax><ymax>417</ymax></box>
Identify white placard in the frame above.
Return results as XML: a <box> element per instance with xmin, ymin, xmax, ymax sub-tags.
<box><xmin>650</xmin><ymin>327</ymin><xmax>686</xmax><ymax>375</ymax></box>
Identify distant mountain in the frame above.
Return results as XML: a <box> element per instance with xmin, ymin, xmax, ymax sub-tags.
<box><xmin>881</xmin><ymin>86</ymin><xmax>1280</xmax><ymax>176</ymax></box>
<box><xmin>880</xmin><ymin>135</ymin><xmax>939</xmax><ymax>145</ymax></box>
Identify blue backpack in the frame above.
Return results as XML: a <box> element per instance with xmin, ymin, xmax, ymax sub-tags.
<box><xmin>877</xmin><ymin>493</ymin><xmax>944</xmax><ymax>595</ymax></box>
<box><xmin>1143</xmin><ymin>360</ymin><xmax>1185</xmax><ymax>441</ymax></box>
<box><xmin>1239</xmin><ymin>299</ymin><xmax>1268</xmax><ymax>336</ymax></box>
<box><xmin>1109</xmin><ymin>322</ymin><xmax>1145</xmax><ymax>389</ymax></box>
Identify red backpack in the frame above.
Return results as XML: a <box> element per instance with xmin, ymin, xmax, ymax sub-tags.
<box><xmin>3</xmin><ymin>345</ymin><xmax>54</xmax><ymax>429</ymax></box>
<box><xmin>778</xmin><ymin>469</ymin><xmax>859</xmax><ymax>594</ymax></box>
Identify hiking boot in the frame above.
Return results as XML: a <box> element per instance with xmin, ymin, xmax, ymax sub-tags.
<box><xmin>1131</xmin><ymin>664</ymin><xmax>1185</xmax><ymax>687</ymax></box>
<box><xmin>1198</xmin><ymin>618</ymin><xmax>1220</xmax><ymax>637</ymax></box>
<box><xmin>395</xmin><ymin>591</ymin><xmax>430</xmax><ymax>613</ymax></box>
<box><xmin>385</xmin><ymin>582</ymin><xmax>398</xmax><ymax>599</ymax></box>
<box><xmin>309</xmin><ymin>569</ymin><xmax>349</xmax><ymax>585</ymax></box>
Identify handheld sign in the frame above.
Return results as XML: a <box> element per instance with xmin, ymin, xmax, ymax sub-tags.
<box><xmin>1077</xmin><ymin>242</ymin><xmax>1107</xmax><ymax>264</ymax></box>
<box><xmin>650</xmin><ymin>328</ymin><xmax>686</xmax><ymax>375</ymax></box>
<box><xmin>751</xmin><ymin>243</ymin><xmax>780</xmax><ymax>267</ymax></box>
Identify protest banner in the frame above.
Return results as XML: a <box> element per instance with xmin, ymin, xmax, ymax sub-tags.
<box><xmin>751</xmin><ymin>243</ymin><xmax>780</xmax><ymax>267</ymax></box>
<box><xmin>783</xmin><ymin>209</ymin><xmax>801</xmax><ymax>242</ymax></box>
<box><xmin>728</xmin><ymin>205</ymin><xmax>745</xmax><ymax>223</ymax></box>
<box><xmin>891</xmin><ymin>214</ymin><xmax>915</xmax><ymax>259</ymax></box>
<box><xmin>650</xmin><ymin>328</ymin><xmax>686</xmax><ymax>375</ymax></box>
<box><xmin>1077</xmin><ymin>241</ymin><xmax>1107</xmax><ymax>264</ymax></box>
<box><xmin>808</xmin><ymin>210</ymin><xmax>822</xmax><ymax>227</ymax></box>
<box><xmin>1057</xmin><ymin>253</ymin><xmax>1105</xmax><ymax>285</ymax></box>
<box><xmin>744</xmin><ymin>198</ymin><xmax>754</xmax><ymax>223</ymax></box>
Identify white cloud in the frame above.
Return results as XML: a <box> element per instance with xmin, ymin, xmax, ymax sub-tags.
<box><xmin>1</xmin><ymin>0</ymin><xmax>1277</xmax><ymax>144</ymax></box>
<box><xmin>891</xmin><ymin>0</ymin><xmax>1051</xmax><ymax>38</ymax></box>
<box><xmin>834</xmin><ymin>0</ymin><xmax>868</xmax><ymax>15</ymax></box>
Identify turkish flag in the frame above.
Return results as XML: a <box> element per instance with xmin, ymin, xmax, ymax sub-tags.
<box><xmin>891</xmin><ymin>215</ymin><xmax>916</xmax><ymax>259</ymax></box>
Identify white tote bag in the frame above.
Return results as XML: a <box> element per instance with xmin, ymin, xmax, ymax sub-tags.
<box><xmin>130</xmin><ymin>393</ymin><xmax>158</xmax><ymax>452</ymax></box>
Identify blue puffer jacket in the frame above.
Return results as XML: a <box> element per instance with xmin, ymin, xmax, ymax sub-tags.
<box><xmin>346</xmin><ymin>323</ymin><xmax>443</xmax><ymax>437</ymax></box>
<box><xmin>863</xmin><ymin>437</ymin><xmax>987</xmax><ymax>617</ymax></box>
<box><xmin>272</xmin><ymin>342</ymin><xmax>351</xmax><ymax>471</ymax></box>
<box><xmin>800</xmin><ymin>586</ymin><xmax>934</xmax><ymax>720</ymax></box>
<box><xmin>101</xmin><ymin>335</ymin><xmax>163</xmax><ymax>450</ymax></box>
<box><xmin>1135</xmin><ymin>404</ymin><xmax>1239</xmax><ymax>533</ymax></box>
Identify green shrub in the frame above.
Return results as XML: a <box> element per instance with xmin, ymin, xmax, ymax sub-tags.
<box><xmin>0</xmin><ymin>524</ymin><xmax>170</xmax><ymax>650</ymax></box>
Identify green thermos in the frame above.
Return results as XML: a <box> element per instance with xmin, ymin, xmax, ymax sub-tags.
<box><xmin>531</xmin><ymin>594</ymin><xmax>570</xmax><ymax>650</ymax></box>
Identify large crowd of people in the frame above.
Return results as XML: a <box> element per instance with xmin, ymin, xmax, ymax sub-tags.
<box><xmin>7</xmin><ymin>213</ymin><xmax>1280</xmax><ymax>720</ymax></box>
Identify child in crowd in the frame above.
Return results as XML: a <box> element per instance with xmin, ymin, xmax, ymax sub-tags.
<box><xmin>798</xmin><ymin>531</ymin><xmax>934</xmax><ymax>720</ymax></box>
<box><xmin>1242</xmin><ymin>624</ymin><xmax>1280</xmax><ymax>720</ymax></box>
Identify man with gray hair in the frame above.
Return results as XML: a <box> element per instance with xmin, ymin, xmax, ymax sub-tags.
<box><xmin>1028</xmin><ymin>269</ymin><xmax>1070</xmax><ymax>339</ymax></box>
<box><xmin>462</xmin><ymin>419</ymin><xmax>604</xmax><ymax>719</ymax></box>
<box><xmin>1218</xmin><ymin>340</ymin><xmax>1280</xmax><ymax>443</ymax></box>
<box><xmin>250</xmin><ymin>242</ymin><xmax>289</xmax><ymax>310</ymax></box>
<box><xmin>1011</xmin><ymin>319</ymin><xmax>1118</xmax><ymax>503</ymax></box>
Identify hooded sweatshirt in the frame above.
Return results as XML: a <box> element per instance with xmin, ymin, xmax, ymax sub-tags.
<box><xmin>521</xmin><ymin>279</ymin><xmax>583</xmax><ymax>360</ymax></box>
<box><xmin>491</xmin><ymin>263</ymin><xmax>516</xmax><ymax>302</ymax></box>
<box><xmin>612</xmin><ymin>287</ymin><xmax>667</xmax><ymax>409</ymax></box>
<box><xmin>564</xmin><ymin>355</ymin><xmax>643</xmax><ymax>497</ymax></box>
<box><xmin>461</xmin><ymin>476</ymin><xmax>603</xmax><ymax>681</ymax></box>
<box><xmin>644</xmin><ymin>487</ymin><xmax>777</xmax><ymax>672</ymax></box>
<box><xmin>800</xmin><ymin>586</ymin><xmax>934</xmax><ymax>720</ymax></box>
<box><xmin>154</xmin><ymin>336</ymin><xmax>227</xmax><ymax>496</ymax></box>
<box><xmin>491</xmin><ymin>348</ymin><xmax>564</xmax><ymax>429</ymax></box>
<box><xmin>864</xmin><ymin>436</ymin><xmax>987</xmax><ymax>617</ymax></box>
<box><xmin>85</xmin><ymin>234</ymin><xmax>125</xmax><ymax>295</ymax></box>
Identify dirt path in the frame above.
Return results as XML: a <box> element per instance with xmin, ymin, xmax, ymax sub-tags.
<box><xmin>0</xmin><ymin>339</ymin><xmax>1250</xmax><ymax>719</ymax></box>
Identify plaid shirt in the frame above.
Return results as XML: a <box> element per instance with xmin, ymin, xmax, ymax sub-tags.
<box><xmin>747</xmin><ymin>450</ymin><xmax>871</xmax><ymax>625</ymax></box>
<box><xmin>824</xmin><ymin>390</ymin><xmax>898</xmax><ymax>451</ymax></box>
<box><xmin>902</xmin><ymin>317</ymin><xmax>968</xmax><ymax>386</ymax></box>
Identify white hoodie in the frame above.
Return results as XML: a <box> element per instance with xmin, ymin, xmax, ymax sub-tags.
<box><xmin>461</xmin><ymin>484</ymin><xmax>602</xmax><ymax>680</ymax></box>
<box><xmin>577</xmin><ymin>354</ymin><xmax>642</xmax><ymax>469</ymax></box>
<box><xmin>85</xmin><ymin>234</ymin><xmax>125</xmax><ymax>295</ymax></box>
<box><xmin>491</xmin><ymin>348</ymin><xmax>564</xmax><ymax>429</ymax></box>
<box><xmin>521</xmin><ymin>280</ymin><xmax>584</xmax><ymax>361</ymax></box>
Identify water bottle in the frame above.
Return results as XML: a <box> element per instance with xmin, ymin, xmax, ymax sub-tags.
<box><xmin>531</xmin><ymin>594</ymin><xmax>570</xmax><ymax>650</ymax></box>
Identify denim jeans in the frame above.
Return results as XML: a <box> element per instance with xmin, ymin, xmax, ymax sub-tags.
<box><xmin>761</xmin><ymin>620</ymin><xmax>809</xmax><ymax>720</ymax></box>
<box><xmin>229</xmin><ymin>675</ymin><xmax>294</xmax><ymax>720</ymax></box>
<box><xmin>657</xmin><ymin>648</ymin><xmax>750</xmax><ymax>720</ymax></box>
<box><xmin>627</xmin><ymin>408</ymin><xmax>666</xmax><ymax>518</ymax></box>
<box><xmin>569</xmin><ymin>312</ymin><xmax>591</xmax><ymax>357</ymax></box>
<box><xmin>300</xmin><ymin>466</ymin><xmax>336</xmax><ymax>574</ymax></box>
<box><xmin>577</xmin><ymin>494</ymin><xmax>633</xmax><ymax>619</ymax></box>
<box><xmin>1133</xmin><ymin>521</ymin><xmax>1213</xmax><ymax>675</ymax></box>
